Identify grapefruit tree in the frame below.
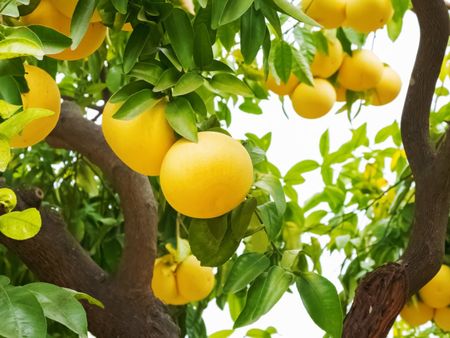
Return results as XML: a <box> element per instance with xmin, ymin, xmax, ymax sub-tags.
<box><xmin>0</xmin><ymin>0</ymin><xmax>449</xmax><ymax>337</ymax></box>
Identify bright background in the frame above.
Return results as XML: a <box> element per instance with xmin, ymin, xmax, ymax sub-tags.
<box><xmin>202</xmin><ymin>12</ymin><xmax>420</xmax><ymax>337</ymax></box>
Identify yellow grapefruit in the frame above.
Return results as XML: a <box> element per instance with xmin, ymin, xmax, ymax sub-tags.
<box><xmin>102</xmin><ymin>100</ymin><xmax>176</xmax><ymax>176</ymax></box>
<box><xmin>400</xmin><ymin>300</ymin><xmax>434</xmax><ymax>327</ymax></box>
<box><xmin>368</xmin><ymin>66</ymin><xmax>402</xmax><ymax>106</ymax></box>
<box><xmin>49</xmin><ymin>0</ymin><xmax>102</xmax><ymax>22</ymax></box>
<box><xmin>290</xmin><ymin>78</ymin><xmax>336</xmax><ymax>119</ymax></box>
<box><xmin>311</xmin><ymin>37</ymin><xmax>344</xmax><ymax>78</ymax></box>
<box><xmin>434</xmin><ymin>307</ymin><xmax>450</xmax><ymax>332</ymax></box>
<box><xmin>266</xmin><ymin>73</ymin><xmax>299</xmax><ymax>96</ymax></box>
<box><xmin>419</xmin><ymin>265</ymin><xmax>450</xmax><ymax>309</ymax></box>
<box><xmin>22</xmin><ymin>0</ymin><xmax>106</xmax><ymax>61</ymax></box>
<box><xmin>334</xmin><ymin>83</ymin><xmax>347</xmax><ymax>102</ymax></box>
<box><xmin>10</xmin><ymin>65</ymin><xmax>61</xmax><ymax>148</ymax></box>
<box><xmin>176</xmin><ymin>255</ymin><xmax>214</xmax><ymax>302</ymax></box>
<box><xmin>151</xmin><ymin>255</ymin><xmax>189</xmax><ymax>305</ymax></box>
<box><xmin>337</xmin><ymin>50</ymin><xmax>384</xmax><ymax>91</ymax></box>
<box><xmin>301</xmin><ymin>0</ymin><xmax>347</xmax><ymax>29</ymax></box>
<box><xmin>345</xmin><ymin>0</ymin><xmax>393</xmax><ymax>33</ymax></box>
<box><xmin>160</xmin><ymin>131</ymin><xmax>254</xmax><ymax>219</ymax></box>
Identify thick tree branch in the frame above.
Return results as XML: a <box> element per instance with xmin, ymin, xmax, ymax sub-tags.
<box><xmin>46</xmin><ymin>101</ymin><xmax>158</xmax><ymax>291</ymax></box>
<box><xmin>0</xmin><ymin>188</ymin><xmax>178</xmax><ymax>338</ymax></box>
<box><xmin>400</xmin><ymin>0</ymin><xmax>448</xmax><ymax>176</ymax></box>
<box><xmin>344</xmin><ymin>1</ymin><xmax>450</xmax><ymax>336</ymax></box>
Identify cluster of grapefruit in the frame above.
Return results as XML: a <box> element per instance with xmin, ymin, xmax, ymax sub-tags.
<box><xmin>267</xmin><ymin>37</ymin><xmax>401</xmax><ymax>119</ymax></box>
<box><xmin>301</xmin><ymin>0</ymin><xmax>393</xmax><ymax>33</ymax></box>
<box><xmin>152</xmin><ymin>252</ymin><xmax>215</xmax><ymax>305</ymax></box>
<box><xmin>400</xmin><ymin>265</ymin><xmax>450</xmax><ymax>331</ymax></box>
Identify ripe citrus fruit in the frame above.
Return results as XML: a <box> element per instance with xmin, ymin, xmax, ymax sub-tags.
<box><xmin>266</xmin><ymin>73</ymin><xmax>299</xmax><ymax>96</ymax></box>
<box><xmin>419</xmin><ymin>265</ymin><xmax>450</xmax><ymax>309</ymax></box>
<box><xmin>290</xmin><ymin>78</ymin><xmax>336</xmax><ymax>119</ymax></box>
<box><xmin>434</xmin><ymin>307</ymin><xmax>450</xmax><ymax>331</ymax></box>
<box><xmin>49</xmin><ymin>0</ymin><xmax>102</xmax><ymax>22</ymax></box>
<box><xmin>151</xmin><ymin>255</ymin><xmax>189</xmax><ymax>305</ymax></box>
<box><xmin>301</xmin><ymin>0</ymin><xmax>347</xmax><ymax>29</ymax></box>
<box><xmin>122</xmin><ymin>22</ymin><xmax>133</xmax><ymax>32</ymax></box>
<box><xmin>334</xmin><ymin>83</ymin><xmax>347</xmax><ymax>102</ymax></box>
<box><xmin>22</xmin><ymin>0</ymin><xmax>106</xmax><ymax>60</ymax></box>
<box><xmin>176</xmin><ymin>255</ymin><xmax>214</xmax><ymax>302</ymax></box>
<box><xmin>345</xmin><ymin>0</ymin><xmax>393</xmax><ymax>33</ymax></box>
<box><xmin>160</xmin><ymin>131</ymin><xmax>254</xmax><ymax>219</ymax></box>
<box><xmin>10</xmin><ymin>65</ymin><xmax>61</xmax><ymax>148</ymax></box>
<box><xmin>102</xmin><ymin>100</ymin><xmax>176</xmax><ymax>176</ymax></box>
<box><xmin>368</xmin><ymin>66</ymin><xmax>402</xmax><ymax>106</ymax></box>
<box><xmin>311</xmin><ymin>37</ymin><xmax>344</xmax><ymax>78</ymax></box>
<box><xmin>400</xmin><ymin>300</ymin><xmax>434</xmax><ymax>327</ymax></box>
<box><xmin>337</xmin><ymin>50</ymin><xmax>384</xmax><ymax>91</ymax></box>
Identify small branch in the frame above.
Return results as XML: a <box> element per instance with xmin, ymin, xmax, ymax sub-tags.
<box><xmin>46</xmin><ymin>101</ymin><xmax>158</xmax><ymax>291</ymax></box>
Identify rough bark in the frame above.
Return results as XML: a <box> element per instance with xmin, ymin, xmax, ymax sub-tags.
<box><xmin>343</xmin><ymin>0</ymin><xmax>450</xmax><ymax>337</ymax></box>
<box><xmin>0</xmin><ymin>102</ymin><xmax>179</xmax><ymax>337</ymax></box>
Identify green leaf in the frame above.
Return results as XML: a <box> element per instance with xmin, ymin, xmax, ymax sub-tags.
<box><xmin>273</xmin><ymin>40</ymin><xmax>291</xmax><ymax>83</ymax></box>
<box><xmin>374</xmin><ymin>121</ymin><xmax>399</xmax><ymax>144</ymax></box>
<box><xmin>291</xmin><ymin>47</ymin><xmax>313</xmax><ymax>86</ymax></box>
<box><xmin>129</xmin><ymin>62</ymin><xmax>163</xmax><ymax>85</ymax></box>
<box><xmin>271</xmin><ymin>0</ymin><xmax>319</xmax><ymax>26</ymax></box>
<box><xmin>27</xmin><ymin>25</ymin><xmax>72</xmax><ymax>54</ymax></box>
<box><xmin>111</xmin><ymin>0</ymin><xmax>128</xmax><ymax>14</ymax></box>
<box><xmin>123</xmin><ymin>24</ymin><xmax>152</xmax><ymax>73</ymax></box>
<box><xmin>223</xmin><ymin>253</ymin><xmax>270</xmax><ymax>294</ymax></box>
<box><xmin>0</xmin><ymin>108</ymin><xmax>54</xmax><ymax>139</ymax></box>
<box><xmin>165</xmin><ymin>97</ymin><xmax>198</xmax><ymax>142</ymax></box>
<box><xmin>194</xmin><ymin>23</ymin><xmax>214</xmax><ymax>68</ymax></box>
<box><xmin>220</xmin><ymin>0</ymin><xmax>254</xmax><ymax>26</ymax></box>
<box><xmin>0</xmin><ymin>284</ymin><xmax>46</xmax><ymax>338</ymax></box>
<box><xmin>0</xmin><ymin>134</ymin><xmax>11</xmax><ymax>172</ymax></box>
<box><xmin>190</xmin><ymin>199</ymin><xmax>256</xmax><ymax>266</ymax></box>
<box><xmin>110</xmin><ymin>81</ymin><xmax>151</xmax><ymax>103</ymax></box>
<box><xmin>0</xmin><ymin>99</ymin><xmax>20</xmax><ymax>119</ymax></box>
<box><xmin>112</xmin><ymin>89</ymin><xmax>159</xmax><ymax>120</ymax></box>
<box><xmin>259</xmin><ymin>1</ymin><xmax>282</xmax><ymax>38</ymax></box>
<box><xmin>209</xmin><ymin>330</ymin><xmax>234</xmax><ymax>338</ymax></box>
<box><xmin>172</xmin><ymin>72</ymin><xmax>204</xmax><ymax>96</ymax></box>
<box><xmin>24</xmin><ymin>283</ymin><xmax>88</xmax><ymax>338</ymax></box>
<box><xmin>70</xmin><ymin>0</ymin><xmax>96</xmax><ymax>49</ymax></box>
<box><xmin>254</xmin><ymin>174</ymin><xmax>286</xmax><ymax>215</ymax></box>
<box><xmin>153</xmin><ymin>68</ymin><xmax>181</xmax><ymax>92</ymax></box>
<box><xmin>297</xmin><ymin>272</ymin><xmax>343</xmax><ymax>338</ymax></box>
<box><xmin>284</xmin><ymin>160</ymin><xmax>319</xmax><ymax>185</ymax></box>
<box><xmin>0</xmin><ymin>38</ymin><xmax>44</xmax><ymax>60</ymax></box>
<box><xmin>257</xmin><ymin>202</ymin><xmax>282</xmax><ymax>240</ymax></box>
<box><xmin>234</xmin><ymin>266</ymin><xmax>294</xmax><ymax>328</ymax></box>
<box><xmin>164</xmin><ymin>8</ymin><xmax>194</xmax><ymax>70</ymax></box>
<box><xmin>210</xmin><ymin>73</ymin><xmax>253</xmax><ymax>97</ymax></box>
<box><xmin>0</xmin><ymin>208</ymin><xmax>41</xmax><ymax>240</ymax></box>
<box><xmin>319</xmin><ymin>130</ymin><xmax>329</xmax><ymax>157</ymax></box>
<box><xmin>76</xmin><ymin>160</ymin><xmax>98</xmax><ymax>197</ymax></box>
<box><xmin>211</xmin><ymin>0</ymin><xmax>229</xmax><ymax>29</ymax></box>
<box><xmin>324</xmin><ymin>186</ymin><xmax>345</xmax><ymax>212</ymax></box>
<box><xmin>240</xmin><ymin>6</ymin><xmax>266</xmax><ymax>64</ymax></box>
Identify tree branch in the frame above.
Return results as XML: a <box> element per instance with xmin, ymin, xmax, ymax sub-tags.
<box><xmin>400</xmin><ymin>0</ymin><xmax>448</xmax><ymax>176</ymax></box>
<box><xmin>344</xmin><ymin>0</ymin><xmax>450</xmax><ymax>336</ymax></box>
<box><xmin>46</xmin><ymin>101</ymin><xmax>158</xmax><ymax>291</ymax></box>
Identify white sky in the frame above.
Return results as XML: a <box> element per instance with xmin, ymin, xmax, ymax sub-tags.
<box><xmin>203</xmin><ymin>12</ymin><xmax>420</xmax><ymax>338</ymax></box>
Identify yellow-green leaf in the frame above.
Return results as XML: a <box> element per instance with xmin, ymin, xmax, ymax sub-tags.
<box><xmin>0</xmin><ymin>208</ymin><xmax>42</xmax><ymax>240</ymax></box>
<box><xmin>0</xmin><ymin>134</ymin><xmax>11</xmax><ymax>172</ymax></box>
<box><xmin>0</xmin><ymin>108</ymin><xmax>54</xmax><ymax>140</ymax></box>
<box><xmin>0</xmin><ymin>188</ymin><xmax>17</xmax><ymax>213</ymax></box>
<box><xmin>0</xmin><ymin>99</ymin><xmax>21</xmax><ymax>119</ymax></box>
